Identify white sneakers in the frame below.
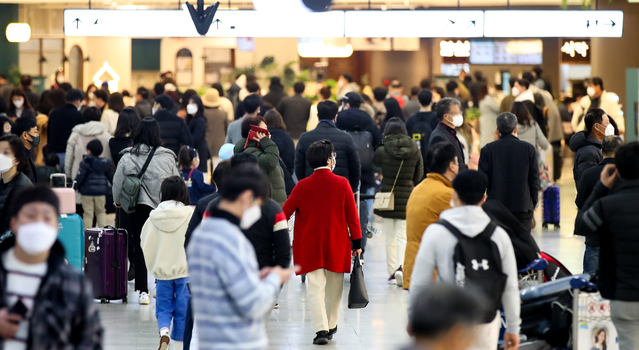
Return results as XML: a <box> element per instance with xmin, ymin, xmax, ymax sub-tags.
<box><xmin>394</xmin><ymin>268</ymin><xmax>404</xmax><ymax>288</ymax></box>
<box><xmin>139</xmin><ymin>292</ymin><xmax>151</xmax><ymax>305</ymax></box>
<box><xmin>159</xmin><ymin>327</ymin><xmax>170</xmax><ymax>350</ymax></box>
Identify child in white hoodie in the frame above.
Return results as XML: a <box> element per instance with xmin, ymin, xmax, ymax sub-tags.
<box><xmin>141</xmin><ymin>175</ymin><xmax>194</xmax><ymax>350</ymax></box>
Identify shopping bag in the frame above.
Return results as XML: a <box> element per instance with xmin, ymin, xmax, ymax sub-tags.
<box><xmin>348</xmin><ymin>256</ymin><xmax>369</xmax><ymax>309</ymax></box>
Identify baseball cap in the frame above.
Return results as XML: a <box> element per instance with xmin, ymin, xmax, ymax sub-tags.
<box><xmin>338</xmin><ymin>92</ymin><xmax>362</xmax><ymax>105</ymax></box>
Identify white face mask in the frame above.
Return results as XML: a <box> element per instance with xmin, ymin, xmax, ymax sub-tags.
<box><xmin>152</xmin><ymin>105</ymin><xmax>158</xmax><ymax>115</ymax></box>
<box><xmin>449</xmin><ymin>114</ymin><xmax>464</xmax><ymax>127</ymax></box>
<box><xmin>16</xmin><ymin>222</ymin><xmax>58</xmax><ymax>256</ymax></box>
<box><xmin>0</xmin><ymin>154</ymin><xmax>15</xmax><ymax>173</ymax></box>
<box><xmin>88</xmin><ymin>92</ymin><xmax>95</xmax><ymax>100</ymax></box>
<box><xmin>77</xmin><ymin>105</ymin><xmax>82</xmax><ymax>111</ymax></box>
<box><xmin>587</xmin><ymin>86</ymin><xmax>596</xmax><ymax>97</ymax></box>
<box><xmin>13</xmin><ymin>99</ymin><xmax>23</xmax><ymax>109</ymax></box>
<box><xmin>56</xmin><ymin>76</ymin><xmax>65</xmax><ymax>84</ymax></box>
<box><xmin>604</xmin><ymin>123</ymin><xmax>615</xmax><ymax>136</ymax></box>
<box><xmin>449</xmin><ymin>199</ymin><xmax>456</xmax><ymax>208</ymax></box>
<box><xmin>186</xmin><ymin>104</ymin><xmax>198</xmax><ymax>115</ymax></box>
<box><xmin>240</xmin><ymin>203</ymin><xmax>262</xmax><ymax>230</ymax></box>
<box><xmin>511</xmin><ymin>87</ymin><xmax>520</xmax><ymax>97</ymax></box>
<box><xmin>331</xmin><ymin>155</ymin><xmax>336</xmax><ymax>172</ymax></box>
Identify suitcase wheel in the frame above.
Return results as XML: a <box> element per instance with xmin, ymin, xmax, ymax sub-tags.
<box><xmin>100</xmin><ymin>297</ymin><xmax>107</xmax><ymax>304</ymax></box>
<box><xmin>123</xmin><ymin>296</ymin><xmax>128</xmax><ymax>304</ymax></box>
<box><xmin>542</xmin><ymin>223</ymin><xmax>548</xmax><ymax>229</ymax></box>
<box><xmin>301</xmin><ymin>274</ymin><xmax>306</xmax><ymax>283</ymax></box>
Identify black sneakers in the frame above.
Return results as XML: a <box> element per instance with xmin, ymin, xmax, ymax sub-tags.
<box><xmin>327</xmin><ymin>325</ymin><xmax>338</xmax><ymax>340</ymax></box>
<box><xmin>313</xmin><ymin>331</ymin><xmax>329</xmax><ymax>345</ymax></box>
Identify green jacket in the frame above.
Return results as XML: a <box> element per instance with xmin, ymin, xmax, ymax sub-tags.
<box><xmin>234</xmin><ymin>137</ymin><xmax>287</xmax><ymax>206</ymax></box>
<box><xmin>373</xmin><ymin>134</ymin><xmax>424</xmax><ymax>220</ymax></box>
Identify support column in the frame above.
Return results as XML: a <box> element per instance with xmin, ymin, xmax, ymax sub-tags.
<box><xmin>0</xmin><ymin>4</ymin><xmax>19</xmax><ymax>75</ymax></box>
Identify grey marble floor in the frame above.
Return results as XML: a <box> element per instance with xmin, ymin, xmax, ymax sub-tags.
<box><xmin>99</xmin><ymin>163</ymin><xmax>586</xmax><ymax>350</ymax></box>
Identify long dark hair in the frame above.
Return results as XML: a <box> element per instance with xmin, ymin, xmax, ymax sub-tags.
<box><xmin>114</xmin><ymin>107</ymin><xmax>141</xmax><ymax>138</ymax></box>
<box><xmin>594</xmin><ymin>329</ymin><xmax>607</xmax><ymax>350</ymax></box>
<box><xmin>512</xmin><ymin>101</ymin><xmax>533</xmax><ymax>127</ymax></box>
<box><xmin>187</xmin><ymin>95</ymin><xmax>205</xmax><ymax>124</ymax></box>
<box><xmin>180</xmin><ymin>89</ymin><xmax>198</xmax><ymax>110</ymax></box>
<box><xmin>0</xmin><ymin>134</ymin><xmax>31</xmax><ymax>178</ymax></box>
<box><xmin>383</xmin><ymin>98</ymin><xmax>403</xmax><ymax>123</ymax></box>
<box><xmin>383</xmin><ymin>117</ymin><xmax>408</xmax><ymax>137</ymax></box>
<box><xmin>37</xmin><ymin>90</ymin><xmax>53</xmax><ymax>115</ymax></box>
<box><xmin>9</xmin><ymin>88</ymin><xmax>33</xmax><ymax>111</ymax></box>
<box><xmin>132</xmin><ymin>117</ymin><xmax>163</xmax><ymax>155</ymax></box>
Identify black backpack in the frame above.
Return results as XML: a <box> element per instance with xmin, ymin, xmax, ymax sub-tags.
<box><xmin>348</xmin><ymin>130</ymin><xmax>374</xmax><ymax>173</ymax></box>
<box><xmin>438</xmin><ymin>220</ymin><xmax>508</xmax><ymax>323</ymax></box>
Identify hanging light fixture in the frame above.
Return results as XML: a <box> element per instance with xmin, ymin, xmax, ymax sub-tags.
<box><xmin>5</xmin><ymin>23</ymin><xmax>31</xmax><ymax>43</ymax></box>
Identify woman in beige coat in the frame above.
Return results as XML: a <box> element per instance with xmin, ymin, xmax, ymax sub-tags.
<box><xmin>65</xmin><ymin>107</ymin><xmax>113</xmax><ymax>182</ymax></box>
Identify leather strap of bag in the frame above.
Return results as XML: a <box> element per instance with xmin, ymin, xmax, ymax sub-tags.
<box><xmin>389</xmin><ymin>160</ymin><xmax>404</xmax><ymax>194</ymax></box>
<box><xmin>137</xmin><ymin>147</ymin><xmax>157</xmax><ymax>179</ymax></box>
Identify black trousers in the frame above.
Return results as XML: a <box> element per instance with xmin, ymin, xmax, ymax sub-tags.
<box><xmin>128</xmin><ymin>204</ymin><xmax>153</xmax><ymax>293</ymax></box>
<box><xmin>184</xmin><ymin>290</ymin><xmax>194</xmax><ymax>350</ymax></box>
<box><xmin>512</xmin><ymin>211</ymin><xmax>534</xmax><ymax>234</ymax></box>
<box><xmin>552</xmin><ymin>141</ymin><xmax>563</xmax><ymax>182</ymax></box>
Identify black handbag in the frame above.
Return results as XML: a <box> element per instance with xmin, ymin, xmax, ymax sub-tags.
<box><xmin>348</xmin><ymin>256</ymin><xmax>369</xmax><ymax>309</ymax></box>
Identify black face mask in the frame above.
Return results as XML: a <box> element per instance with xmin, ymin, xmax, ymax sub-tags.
<box><xmin>27</xmin><ymin>134</ymin><xmax>40</xmax><ymax>148</ymax></box>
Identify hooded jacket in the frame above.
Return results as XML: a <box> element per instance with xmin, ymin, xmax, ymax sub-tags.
<box><xmin>0</xmin><ymin>238</ymin><xmax>103</xmax><ymax>349</ymax></box>
<box><xmin>409</xmin><ymin>206</ymin><xmax>520</xmax><ymax>334</ymax></box>
<box><xmin>75</xmin><ymin>155</ymin><xmax>114</xmax><ymax>196</ymax></box>
<box><xmin>141</xmin><ymin>200</ymin><xmax>193</xmax><ymax>280</ymax></box>
<box><xmin>112</xmin><ymin>145</ymin><xmax>180</xmax><ymax>209</ymax></box>
<box><xmin>65</xmin><ymin>121</ymin><xmax>113</xmax><ymax>181</ymax></box>
<box><xmin>569</xmin><ymin>131</ymin><xmax>603</xmax><ymax>186</ymax></box>
<box><xmin>234</xmin><ymin>137</ymin><xmax>287</xmax><ymax>207</ymax></box>
<box><xmin>372</xmin><ymin>134</ymin><xmax>424</xmax><ymax>220</ymax></box>
<box><xmin>403</xmin><ymin>173</ymin><xmax>453</xmax><ymax>290</ymax></box>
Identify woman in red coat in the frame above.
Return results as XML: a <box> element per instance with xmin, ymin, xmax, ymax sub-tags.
<box><xmin>282</xmin><ymin>139</ymin><xmax>362</xmax><ymax>345</ymax></box>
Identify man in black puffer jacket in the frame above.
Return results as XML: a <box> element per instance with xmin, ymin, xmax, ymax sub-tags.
<box><xmin>576</xmin><ymin>141</ymin><xmax>639</xmax><ymax>348</ymax></box>
<box><xmin>296</xmin><ymin>100</ymin><xmax>361</xmax><ymax>193</ymax></box>
<box><xmin>152</xmin><ymin>94</ymin><xmax>193</xmax><ymax>155</ymax></box>
<box><xmin>569</xmin><ymin>108</ymin><xmax>609</xmax><ymax>187</ymax></box>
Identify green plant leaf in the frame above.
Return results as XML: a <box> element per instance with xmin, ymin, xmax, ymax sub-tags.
<box><xmin>260</xmin><ymin>56</ymin><xmax>275</xmax><ymax>68</ymax></box>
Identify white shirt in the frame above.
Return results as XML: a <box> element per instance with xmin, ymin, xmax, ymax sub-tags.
<box><xmin>2</xmin><ymin>248</ymin><xmax>47</xmax><ymax>350</ymax></box>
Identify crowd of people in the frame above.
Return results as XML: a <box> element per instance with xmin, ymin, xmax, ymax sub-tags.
<box><xmin>0</xmin><ymin>66</ymin><xmax>637</xmax><ymax>350</ymax></box>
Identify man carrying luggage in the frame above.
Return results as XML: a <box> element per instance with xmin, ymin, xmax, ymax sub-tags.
<box><xmin>409</xmin><ymin>170</ymin><xmax>520</xmax><ymax>350</ymax></box>
<box><xmin>0</xmin><ymin>185</ymin><xmax>103</xmax><ymax>349</ymax></box>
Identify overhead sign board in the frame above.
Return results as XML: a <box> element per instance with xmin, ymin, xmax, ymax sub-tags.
<box><xmin>344</xmin><ymin>10</ymin><xmax>484</xmax><ymax>38</ymax></box>
<box><xmin>64</xmin><ymin>9</ymin><xmax>345</xmax><ymax>37</ymax></box>
<box><xmin>484</xmin><ymin>10</ymin><xmax>623</xmax><ymax>38</ymax></box>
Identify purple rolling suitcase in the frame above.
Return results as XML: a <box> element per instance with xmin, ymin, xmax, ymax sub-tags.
<box><xmin>84</xmin><ymin>226</ymin><xmax>128</xmax><ymax>303</ymax></box>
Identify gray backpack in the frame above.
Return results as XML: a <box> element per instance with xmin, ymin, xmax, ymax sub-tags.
<box><xmin>120</xmin><ymin>148</ymin><xmax>156</xmax><ymax>214</ymax></box>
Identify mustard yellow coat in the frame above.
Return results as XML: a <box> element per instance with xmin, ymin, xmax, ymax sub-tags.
<box><xmin>403</xmin><ymin>173</ymin><xmax>453</xmax><ymax>289</ymax></box>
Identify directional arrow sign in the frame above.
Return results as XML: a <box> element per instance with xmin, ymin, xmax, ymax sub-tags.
<box><xmin>73</xmin><ymin>18</ymin><xmax>82</xmax><ymax>29</ymax></box>
<box><xmin>484</xmin><ymin>10</ymin><xmax>623</xmax><ymax>38</ymax></box>
<box><xmin>185</xmin><ymin>0</ymin><xmax>219</xmax><ymax>36</ymax></box>
<box><xmin>344</xmin><ymin>10</ymin><xmax>484</xmax><ymax>38</ymax></box>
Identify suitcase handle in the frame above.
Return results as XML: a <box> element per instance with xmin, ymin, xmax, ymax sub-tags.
<box><xmin>50</xmin><ymin>173</ymin><xmax>67</xmax><ymax>187</ymax></box>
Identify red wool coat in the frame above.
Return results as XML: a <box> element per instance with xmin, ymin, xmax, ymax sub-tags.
<box><xmin>283</xmin><ymin>168</ymin><xmax>362</xmax><ymax>275</ymax></box>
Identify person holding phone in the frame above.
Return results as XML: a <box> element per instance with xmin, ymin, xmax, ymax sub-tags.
<box><xmin>233</xmin><ymin>116</ymin><xmax>287</xmax><ymax>206</ymax></box>
<box><xmin>0</xmin><ymin>185</ymin><xmax>102</xmax><ymax>348</ymax></box>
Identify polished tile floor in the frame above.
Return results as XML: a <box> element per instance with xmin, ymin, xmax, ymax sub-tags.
<box><xmin>99</xmin><ymin>162</ymin><xmax>586</xmax><ymax>350</ymax></box>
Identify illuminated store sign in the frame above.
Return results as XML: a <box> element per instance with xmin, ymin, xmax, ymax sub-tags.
<box><xmin>440</xmin><ymin>40</ymin><xmax>471</xmax><ymax>57</ymax></box>
<box><xmin>561</xmin><ymin>40</ymin><xmax>589</xmax><ymax>57</ymax></box>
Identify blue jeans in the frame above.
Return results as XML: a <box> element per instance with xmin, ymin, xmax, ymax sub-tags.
<box><xmin>57</xmin><ymin>153</ymin><xmax>66</xmax><ymax>173</ymax></box>
<box><xmin>583</xmin><ymin>245</ymin><xmax>600</xmax><ymax>276</ymax></box>
<box><xmin>156</xmin><ymin>277</ymin><xmax>190</xmax><ymax>341</ymax></box>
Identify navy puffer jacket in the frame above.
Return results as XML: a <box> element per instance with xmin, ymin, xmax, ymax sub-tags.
<box><xmin>76</xmin><ymin>155</ymin><xmax>114</xmax><ymax>196</ymax></box>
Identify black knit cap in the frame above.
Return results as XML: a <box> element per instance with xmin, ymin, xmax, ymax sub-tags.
<box><xmin>452</xmin><ymin>170</ymin><xmax>488</xmax><ymax>205</ymax></box>
<box><xmin>10</xmin><ymin>185</ymin><xmax>60</xmax><ymax>217</ymax></box>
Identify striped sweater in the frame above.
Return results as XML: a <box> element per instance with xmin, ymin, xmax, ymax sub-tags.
<box><xmin>187</xmin><ymin>212</ymin><xmax>282</xmax><ymax>350</ymax></box>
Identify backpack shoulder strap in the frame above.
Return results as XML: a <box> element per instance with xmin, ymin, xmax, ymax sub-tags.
<box><xmin>437</xmin><ymin>219</ymin><xmax>465</xmax><ymax>240</ymax></box>
<box><xmin>137</xmin><ymin>147</ymin><xmax>157</xmax><ymax>179</ymax></box>
<box><xmin>477</xmin><ymin>222</ymin><xmax>498</xmax><ymax>240</ymax></box>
